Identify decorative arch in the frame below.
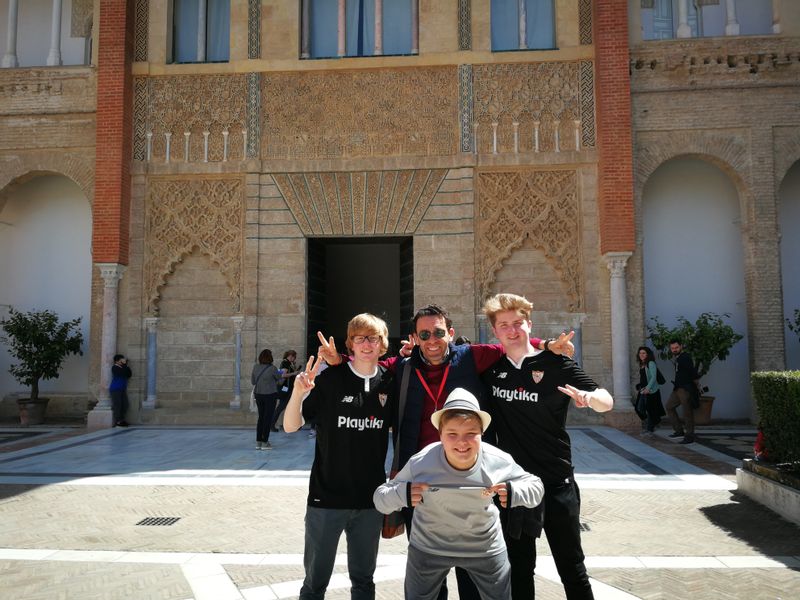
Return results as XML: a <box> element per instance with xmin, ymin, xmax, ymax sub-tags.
<box><xmin>144</xmin><ymin>177</ymin><xmax>244</xmax><ymax>315</ymax></box>
<box><xmin>476</xmin><ymin>169</ymin><xmax>581</xmax><ymax>310</ymax></box>
<box><xmin>775</xmin><ymin>126</ymin><xmax>800</xmax><ymax>188</ymax></box>
<box><xmin>0</xmin><ymin>152</ymin><xmax>95</xmax><ymax>206</ymax></box>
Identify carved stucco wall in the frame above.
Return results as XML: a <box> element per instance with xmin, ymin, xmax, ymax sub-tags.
<box><xmin>144</xmin><ymin>177</ymin><xmax>244</xmax><ymax>316</ymax></box>
<box><xmin>473</xmin><ymin>62</ymin><xmax>595</xmax><ymax>152</ymax></box>
<box><xmin>71</xmin><ymin>0</ymin><xmax>93</xmax><ymax>37</ymax></box>
<box><xmin>261</xmin><ymin>68</ymin><xmax>458</xmax><ymax>159</ymax></box>
<box><xmin>133</xmin><ymin>75</ymin><xmax>248</xmax><ymax>162</ymax></box>
<box><xmin>476</xmin><ymin>169</ymin><xmax>581</xmax><ymax>310</ymax></box>
<box><xmin>272</xmin><ymin>169</ymin><xmax>448</xmax><ymax>235</ymax></box>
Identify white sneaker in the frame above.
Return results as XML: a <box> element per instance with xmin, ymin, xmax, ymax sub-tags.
<box><xmin>256</xmin><ymin>442</ymin><xmax>263</xmax><ymax>450</ymax></box>
<box><xmin>264</xmin><ymin>441</ymin><xmax>272</xmax><ymax>449</ymax></box>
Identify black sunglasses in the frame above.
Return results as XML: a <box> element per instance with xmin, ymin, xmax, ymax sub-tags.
<box><xmin>417</xmin><ymin>328</ymin><xmax>447</xmax><ymax>341</ymax></box>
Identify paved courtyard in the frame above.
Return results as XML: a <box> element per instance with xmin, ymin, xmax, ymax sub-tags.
<box><xmin>0</xmin><ymin>425</ymin><xmax>797</xmax><ymax>599</ymax></box>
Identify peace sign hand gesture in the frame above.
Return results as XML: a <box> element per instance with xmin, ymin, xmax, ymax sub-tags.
<box><xmin>316</xmin><ymin>331</ymin><xmax>342</xmax><ymax>366</ymax></box>
<box><xmin>295</xmin><ymin>355</ymin><xmax>324</xmax><ymax>394</ymax></box>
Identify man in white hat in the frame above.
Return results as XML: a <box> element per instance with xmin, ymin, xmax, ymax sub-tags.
<box><xmin>373</xmin><ymin>387</ymin><xmax>543</xmax><ymax>600</ymax></box>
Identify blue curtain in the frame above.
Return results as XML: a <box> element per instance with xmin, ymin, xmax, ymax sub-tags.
<box><xmin>491</xmin><ymin>0</ymin><xmax>555</xmax><ymax>51</ymax></box>
<box><xmin>174</xmin><ymin>0</ymin><xmax>199</xmax><ymax>62</ymax></box>
<box><xmin>383</xmin><ymin>0</ymin><xmax>412</xmax><ymax>55</ymax></box>
<box><xmin>207</xmin><ymin>0</ymin><xmax>230</xmax><ymax>62</ymax></box>
<box><xmin>346</xmin><ymin>0</ymin><xmax>374</xmax><ymax>57</ymax></box>
<box><xmin>173</xmin><ymin>0</ymin><xmax>229</xmax><ymax>62</ymax></box>
<box><xmin>310</xmin><ymin>0</ymin><xmax>338</xmax><ymax>58</ymax></box>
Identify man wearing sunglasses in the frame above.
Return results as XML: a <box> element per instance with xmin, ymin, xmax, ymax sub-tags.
<box><xmin>317</xmin><ymin>304</ymin><xmax>573</xmax><ymax>600</ymax></box>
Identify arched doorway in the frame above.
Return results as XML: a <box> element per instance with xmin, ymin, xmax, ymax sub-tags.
<box><xmin>779</xmin><ymin>160</ymin><xmax>800</xmax><ymax>370</ymax></box>
<box><xmin>0</xmin><ymin>173</ymin><xmax>92</xmax><ymax>399</ymax></box>
<box><xmin>642</xmin><ymin>157</ymin><xmax>750</xmax><ymax>419</ymax></box>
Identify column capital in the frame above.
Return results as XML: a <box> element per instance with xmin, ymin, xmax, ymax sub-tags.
<box><xmin>603</xmin><ymin>252</ymin><xmax>632</xmax><ymax>277</ymax></box>
<box><xmin>143</xmin><ymin>317</ymin><xmax>159</xmax><ymax>332</ymax></box>
<box><xmin>96</xmin><ymin>263</ymin><xmax>126</xmax><ymax>287</ymax></box>
<box><xmin>231</xmin><ymin>316</ymin><xmax>245</xmax><ymax>332</ymax></box>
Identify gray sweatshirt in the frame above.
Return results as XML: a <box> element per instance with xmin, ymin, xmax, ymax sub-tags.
<box><xmin>373</xmin><ymin>441</ymin><xmax>544</xmax><ymax>558</ymax></box>
<box><xmin>251</xmin><ymin>363</ymin><xmax>282</xmax><ymax>395</ymax></box>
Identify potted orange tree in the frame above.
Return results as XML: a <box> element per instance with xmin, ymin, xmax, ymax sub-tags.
<box><xmin>0</xmin><ymin>308</ymin><xmax>83</xmax><ymax>425</ymax></box>
<box><xmin>647</xmin><ymin>312</ymin><xmax>743</xmax><ymax>424</ymax></box>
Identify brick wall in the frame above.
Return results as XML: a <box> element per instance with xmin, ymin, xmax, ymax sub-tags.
<box><xmin>93</xmin><ymin>0</ymin><xmax>134</xmax><ymax>265</ymax></box>
<box><xmin>595</xmin><ymin>0</ymin><xmax>635</xmax><ymax>254</ymax></box>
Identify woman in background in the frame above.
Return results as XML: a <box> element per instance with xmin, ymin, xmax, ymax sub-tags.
<box><xmin>251</xmin><ymin>348</ymin><xmax>284</xmax><ymax>449</ymax></box>
<box><xmin>636</xmin><ymin>346</ymin><xmax>666</xmax><ymax>435</ymax></box>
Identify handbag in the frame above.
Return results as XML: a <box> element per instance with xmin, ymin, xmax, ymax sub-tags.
<box><xmin>634</xmin><ymin>392</ymin><xmax>648</xmax><ymax>420</ymax></box>
<box><xmin>382</xmin><ymin>360</ymin><xmax>411</xmax><ymax>539</ymax></box>
<box><xmin>656</xmin><ymin>368</ymin><xmax>666</xmax><ymax>386</ymax></box>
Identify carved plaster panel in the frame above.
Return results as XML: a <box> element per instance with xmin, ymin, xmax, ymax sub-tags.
<box><xmin>136</xmin><ymin>75</ymin><xmax>248</xmax><ymax>162</ymax></box>
<box><xmin>144</xmin><ymin>177</ymin><xmax>244</xmax><ymax>315</ymax></box>
<box><xmin>473</xmin><ymin>62</ymin><xmax>595</xmax><ymax>152</ymax></box>
<box><xmin>71</xmin><ymin>0</ymin><xmax>93</xmax><ymax>37</ymax></box>
<box><xmin>476</xmin><ymin>170</ymin><xmax>581</xmax><ymax>310</ymax></box>
<box><xmin>272</xmin><ymin>169</ymin><xmax>448</xmax><ymax>236</ymax></box>
<box><xmin>261</xmin><ymin>68</ymin><xmax>458</xmax><ymax>159</ymax></box>
<box><xmin>579</xmin><ymin>0</ymin><xmax>593</xmax><ymax>45</ymax></box>
<box><xmin>458</xmin><ymin>65</ymin><xmax>474</xmax><ymax>152</ymax></box>
<box><xmin>248</xmin><ymin>0</ymin><xmax>261</xmax><ymax>59</ymax></box>
<box><xmin>458</xmin><ymin>0</ymin><xmax>472</xmax><ymax>51</ymax></box>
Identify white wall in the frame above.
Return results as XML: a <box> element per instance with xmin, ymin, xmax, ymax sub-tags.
<box><xmin>642</xmin><ymin>157</ymin><xmax>750</xmax><ymax>419</ymax></box>
<box><xmin>780</xmin><ymin>161</ymin><xmax>800</xmax><ymax>370</ymax></box>
<box><xmin>0</xmin><ymin>175</ymin><xmax>92</xmax><ymax>399</ymax></box>
<box><xmin>0</xmin><ymin>0</ymin><xmax>88</xmax><ymax>67</ymax></box>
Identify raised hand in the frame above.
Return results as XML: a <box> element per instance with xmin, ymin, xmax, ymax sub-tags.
<box><xmin>295</xmin><ymin>355</ymin><xmax>324</xmax><ymax>394</ymax></box>
<box><xmin>316</xmin><ymin>331</ymin><xmax>342</xmax><ymax>365</ymax></box>
<box><xmin>558</xmin><ymin>383</ymin><xmax>590</xmax><ymax>408</ymax></box>
<box><xmin>548</xmin><ymin>331</ymin><xmax>576</xmax><ymax>358</ymax></box>
<box><xmin>399</xmin><ymin>334</ymin><xmax>416</xmax><ymax>358</ymax></box>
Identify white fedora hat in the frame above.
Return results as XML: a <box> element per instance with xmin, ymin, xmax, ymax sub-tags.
<box><xmin>430</xmin><ymin>387</ymin><xmax>492</xmax><ymax>432</ymax></box>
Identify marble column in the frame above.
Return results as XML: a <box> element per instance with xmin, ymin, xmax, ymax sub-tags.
<box><xmin>604</xmin><ymin>252</ymin><xmax>632</xmax><ymax>408</ymax></box>
<box><xmin>46</xmin><ymin>0</ymin><xmax>63</xmax><ymax>66</ymax></box>
<box><xmin>2</xmin><ymin>0</ymin><xmax>19</xmax><ymax>68</ymax></box>
<box><xmin>301</xmin><ymin>0</ymin><xmax>311</xmax><ymax>58</ymax></box>
<box><xmin>374</xmin><ymin>0</ymin><xmax>383</xmax><ymax>55</ymax></box>
<box><xmin>518</xmin><ymin>0</ymin><xmax>527</xmax><ymax>50</ymax></box>
<box><xmin>772</xmin><ymin>0</ymin><xmax>782</xmax><ymax>34</ymax></box>
<box><xmin>676</xmin><ymin>0</ymin><xmax>692</xmax><ymax>38</ymax></box>
<box><xmin>143</xmin><ymin>317</ymin><xmax>159</xmax><ymax>410</ymax></box>
<box><xmin>724</xmin><ymin>0</ymin><xmax>740</xmax><ymax>36</ymax></box>
<box><xmin>337</xmin><ymin>0</ymin><xmax>346</xmax><ymax>57</ymax></box>
<box><xmin>88</xmin><ymin>263</ymin><xmax>126</xmax><ymax>428</ymax></box>
<box><xmin>231</xmin><ymin>316</ymin><xmax>244</xmax><ymax>409</ymax></box>
<box><xmin>197</xmin><ymin>0</ymin><xmax>207</xmax><ymax>62</ymax></box>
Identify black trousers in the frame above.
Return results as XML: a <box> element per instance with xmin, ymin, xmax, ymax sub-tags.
<box><xmin>255</xmin><ymin>393</ymin><xmax>279</xmax><ymax>442</ymax></box>
<box><xmin>504</xmin><ymin>479</ymin><xmax>594</xmax><ymax>600</ymax></box>
<box><xmin>401</xmin><ymin>508</ymin><xmax>481</xmax><ymax>600</ymax></box>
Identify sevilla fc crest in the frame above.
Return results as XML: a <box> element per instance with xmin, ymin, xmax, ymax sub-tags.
<box><xmin>378</xmin><ymin>393</ymin><xmax>388</xmax><ymax>407</ymax></box>
<box><xmin>531</xmin><ymin>371</ymin><xmax>544</xmax><ymax>384</ymax></box>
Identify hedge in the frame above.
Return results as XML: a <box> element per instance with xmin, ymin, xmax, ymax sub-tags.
<box><xmin>752</xmin><ymin>371</ymin><xmax>800</xmax><ymax>463</ymax></box>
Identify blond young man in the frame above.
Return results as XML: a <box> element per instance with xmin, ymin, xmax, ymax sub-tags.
<box><xmin>374</xmin><ymin>388</ymin><xmax>543</xmax><ymax>600</ymax></box>
<box><xmin>481</xmin><ymin>293</ymin><xmax>613</xmax><ymax>600</ymax></box>
<box><xmin>284</xmin><ymin>313</ymin><xmax>396</xmax><ymax>600</ymax></box>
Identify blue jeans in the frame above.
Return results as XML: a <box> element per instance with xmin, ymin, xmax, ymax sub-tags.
<box><xmin>299</xmin><ymin>506</ymin><xmax>382</xmax><ymax>600</ymax></box>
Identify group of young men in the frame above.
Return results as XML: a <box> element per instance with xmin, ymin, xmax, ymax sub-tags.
<box><xmin>283</xmin><ymin>293</ymin><xmax>614</xmax><ymax>600</ymax></box>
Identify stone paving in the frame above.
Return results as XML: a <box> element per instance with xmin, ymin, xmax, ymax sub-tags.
<box><xmin>0</xmin><ymin>425</ymin><xmax>797</xmax><ymax>599</ymax></box>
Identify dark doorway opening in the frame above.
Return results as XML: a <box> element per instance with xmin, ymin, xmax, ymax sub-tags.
<box><xmin>306</xmin><ymin>237</ymin><xmax>413</xmax><ymax>359</ymax></box>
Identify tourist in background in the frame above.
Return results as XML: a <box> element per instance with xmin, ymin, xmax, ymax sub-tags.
<box><xmin>251</xmin><ymin>348</ymin><xmax>284</xmax><ymax>450</ymax></box>
<box><xmin>635</xmin><ymin>346</ymin><xmax>665</xmax><ymax>436</ymax></box>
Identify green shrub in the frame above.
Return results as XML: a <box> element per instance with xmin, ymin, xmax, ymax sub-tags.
<box><xmin>752</xmin><ymin>371</ymin><xmax>800</xmax><ymax>463</ymax></box>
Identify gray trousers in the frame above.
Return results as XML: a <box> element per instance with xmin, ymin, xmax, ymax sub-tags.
<box><xmin>299</xmin><ymin>506</ymin><xmax>383</xmax><ymax>600</ymax></box>
<box><xmin>404</xmin><ymin>545</ymin><xmax>511</xmax><ymax>600</ymax></box>
<box><xmin>666</xmin><ymin>387</ymin><xmax>694</xmax><ymax>437</ymax></box>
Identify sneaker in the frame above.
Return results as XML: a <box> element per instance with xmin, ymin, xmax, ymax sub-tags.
<box><xmin>115</xmin><ymin>421</ymin><xmax>129</xmax><ymax>427</ymax></box>
<box><xmin>264</xmin><ymin>441</ymin><xmax>272</xmax><ymax>449</ymax></box>
<box><xmin>668</xmin><ymin>432</ymin><xmax>684</xmax><ymax>439</ymax></box>
<box><xmin>640</xmin><ymin>431</ymin><xmax>654</xmax><ymax>437</ymax></box>
<box><xmin>256</xmin><ymin>442</ymin><xmax>263</xmax><ymax>450</ymax></box>
<box><xmin>679</xmin><ymin>437</ymin><xmax>695</xmax><ymax>445</ymax></box>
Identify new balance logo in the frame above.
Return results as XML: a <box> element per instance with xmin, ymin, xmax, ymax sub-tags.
<box><xmin>337</xmin><ymin>416</ymin><xmax>384</xmax><ymax>431</ymax></box>
<box><xmin>497</xmin><ymin>372</ymin><xmax>508</xmax><ymax>379</ymax></box>
<box><xmin>492</xmin><ymin>386</ymin><xmax>538</xmax><ymax>403</ymax></box>
<box><xmin>341</xmin><ymin>396</ymin><xmax>355</xmax><ymax>403</ymax></box>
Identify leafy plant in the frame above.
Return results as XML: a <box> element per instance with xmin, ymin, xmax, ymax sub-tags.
<box><xmin>788</xmin><ymin>309</ymin><xmax>800</xmax><ymax>342</ymax></box>
<box><xmin>647</xmin><ymin>312</ymin><xmax>743</xmax><ymax>381</ymax></box>
<box><xmin>0</xmin><ymin>308</ymin><xmax>84</xmax><ymax>401</ymax></box>
<box><xmin>752</xmin><ymin>371</ymin><xmax>800</xmax><ymax>463</ymax></box>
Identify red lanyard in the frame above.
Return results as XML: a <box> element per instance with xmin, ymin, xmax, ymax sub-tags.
<box><xmin>415</xmin><ymin>363</ymin><xmax>451</xmax><ymax>411</ymax></box>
